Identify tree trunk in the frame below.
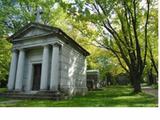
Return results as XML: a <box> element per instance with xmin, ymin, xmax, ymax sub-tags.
<box><xmin>133</xmin><ymin>80</ymin><xmax>141</xmax><ymax>93</ymax></box>
<box><xmin>130</xmin><ymin>72</ymin><xmax>142</xmax><ymax>93</ymax></box>
<box><xmin>147</xmin><ymin>67</ymin><xmax>154</xmax><ymax>85</ymax></box>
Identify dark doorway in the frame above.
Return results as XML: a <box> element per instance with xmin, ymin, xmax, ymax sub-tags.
<box><xmin>32</xmin><ymin>64</ymin><xmax>41</xmax><ymax>90</ymax></box>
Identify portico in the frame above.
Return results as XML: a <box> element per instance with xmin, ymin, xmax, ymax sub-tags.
<box><xmin>8</xmin><ymin>43</ymin><xmax>61</xmax><ymax>92</ymax></box>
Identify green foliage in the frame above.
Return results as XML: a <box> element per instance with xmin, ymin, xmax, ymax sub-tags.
<box><xmin>0</xmin><ymin>39</ymin><xmax>12</xmax><ymax>81</ymax></box>
<box><xmin>152</xmin><ymin>84</ymin><xmax>158</xmax><ymax>89</ymax></box>
<box><xmin>59</xmin><ymin>0</ymin><xmax>158</xmax><ymax>91</ymax></box>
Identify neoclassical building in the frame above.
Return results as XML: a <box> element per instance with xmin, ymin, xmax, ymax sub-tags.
<box><xmin>7</xmin><ymin>22</ymin><xmax>89</xmax><ymax>96</ymax></box>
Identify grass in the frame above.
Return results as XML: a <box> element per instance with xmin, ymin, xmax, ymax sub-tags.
<box><xmin>0</xmin><ymin>88</ymin><xmax>7</xmax><ymax>93</ymax></box>
<box><xmin>152</xmin><ymin>84</ymin><xmax>158</xmax><ymax>89</ymax></box>
<box><xmin>0</xmin><ymin>86</ymin><xmax>158</xmax><ymax>107</ymax></box>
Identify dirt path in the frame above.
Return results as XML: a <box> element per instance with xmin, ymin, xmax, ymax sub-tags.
<box><xmin>142</xmin><ymin>86</ymin><xmax>158</xmax><ymax>98</ymax></box>
<box><xmin>0</xmin><ymin>100</ymin><xmax>22</xmax><ymax>104</ymax></box>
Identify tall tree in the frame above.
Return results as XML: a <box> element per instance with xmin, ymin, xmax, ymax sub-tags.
<box><xmin>60</xmin><ymin>0</ymin><xmax>157</xmax><ymax>93</ymax></box>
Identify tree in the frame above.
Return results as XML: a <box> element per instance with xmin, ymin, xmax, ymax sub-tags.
<box><xmin>60</xmin><ymin>0</ymin><xmax>158</xmax><ymax>93</ymax></box>
<box><xmin>0</xmin><ymin>38</ymin><xmax>12</xmax><ymax>81</ymax></box>
<box><xmin>147</xmin><ymin>6</ymin><xmax>158</xmax><ymax>76</ymax></box>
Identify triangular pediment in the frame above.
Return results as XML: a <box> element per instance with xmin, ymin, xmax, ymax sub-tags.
<box><xmin>10</xmin><ymin>22</ymin><xmax>58</xmax><ymax>40</ymax></box>
<box><xmin>22</xmin><ymin>27</ymin><xmax>49</xmax><ymax>37</ymax></box>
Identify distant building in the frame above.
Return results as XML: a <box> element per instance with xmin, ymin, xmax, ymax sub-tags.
<box><xmin>86</xmin><ymin>70</ymin><xmax>100</xmax><ymax>90</ymax></box>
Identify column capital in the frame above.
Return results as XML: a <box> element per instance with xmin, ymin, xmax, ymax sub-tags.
<box><xmin>52</xmin><ymin>43</ymin><xmax>60</xmax><ymax>47</ymax></box>
<box><xmin>51</xmin><ymin>42</ymin><xmax>63</xmax><ymax>47</ymax></box>
<box><xmin>17</xmin><ymin>48</ymin><xmax>25</xmax><ymax>51</ymax></box>
<box><xmin>42</xmin><ymin>44</ymin><xmax>50</xmax><ymax>47</ymax></box>
<box><xmin>11</xmin><ymin>48</ymin><xmax>18</xmax><ymax>53</ymax></box>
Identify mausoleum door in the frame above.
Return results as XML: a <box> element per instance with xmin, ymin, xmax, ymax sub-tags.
<box><xmin>32</xmin><ymin>64</ymin><xmax>41</xmax><ymax>90</ymax></box>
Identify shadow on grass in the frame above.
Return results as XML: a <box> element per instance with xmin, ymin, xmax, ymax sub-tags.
<box><xmin>0</xmin><ymin>86</ymin><xmax>158</xmax><ymax>107</ymax></box>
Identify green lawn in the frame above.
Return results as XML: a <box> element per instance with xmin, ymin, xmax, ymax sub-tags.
<box><xmin>0</xmin><ymin>86</ymin><xmax>158</xmax><ymax>107</ymax></box>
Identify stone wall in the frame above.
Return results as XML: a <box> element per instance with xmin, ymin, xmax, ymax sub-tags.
<box><xmin>60</xmin><ymin>43</ymin><xmax>87</xmax><ymax>96</ymax></box>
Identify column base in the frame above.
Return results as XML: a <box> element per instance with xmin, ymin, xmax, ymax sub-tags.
<box><xmin>14</xmin><ymin>89</ymin><xmax>22</xmax><ymax>92</ymax></box>
<box><xmin>50</xmin><ymin>86</ymin><xmax>58</xmax><ymax>91</ymax></box>
<box><xmin>39</xmin><ymin>89</ymin><xmax>50</xmax><ymax>93</ymax></box>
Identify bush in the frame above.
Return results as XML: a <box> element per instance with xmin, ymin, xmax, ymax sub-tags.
<box><xmin>0</xmin><ymin>80</ymin><xmax>7</xmax><ymax>88</ymax></box>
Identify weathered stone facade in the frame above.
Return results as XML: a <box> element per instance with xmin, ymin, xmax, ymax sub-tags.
<box><xmin>8</xmin><ymin>22</ymin><xmax>89</xmax><ymax>97</ymax></box>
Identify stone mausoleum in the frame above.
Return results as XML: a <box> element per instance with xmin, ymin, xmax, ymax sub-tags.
<box><xmin>7</xmin><ymin>22</ymin><xmax>89</xmax><ymax>97</ymax></box>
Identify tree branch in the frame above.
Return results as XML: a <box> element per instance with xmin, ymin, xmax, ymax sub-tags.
<box><xmin>143</xmin><ymin>0</ymin><xmax>150</xmax><ymax>65</ymax></box>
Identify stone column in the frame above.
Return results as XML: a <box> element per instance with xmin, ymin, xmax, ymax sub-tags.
<box><xmin>8</xmin><ymin>49</ymin><xmax>18</xmax><ymax>90</ymax></box>
<box><xmin>50</xmin><ymin>44</ymin><xmax>60</xmax><ymax>91</ymax></box>
<box><xmin>15</xmin><ymin>49</ymin><xmax>25</xmax><ymax>90</ymax></box>
<box><xmin>40</xmin><ymin>45</ymin><xmax>49</xmax><ymax>90</ymax></box>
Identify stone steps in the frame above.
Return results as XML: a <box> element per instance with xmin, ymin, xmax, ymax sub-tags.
<box><xmin>0</xmin><ymin>91</ymin><xmax>69</xmax><ymax>100</ymax></box>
